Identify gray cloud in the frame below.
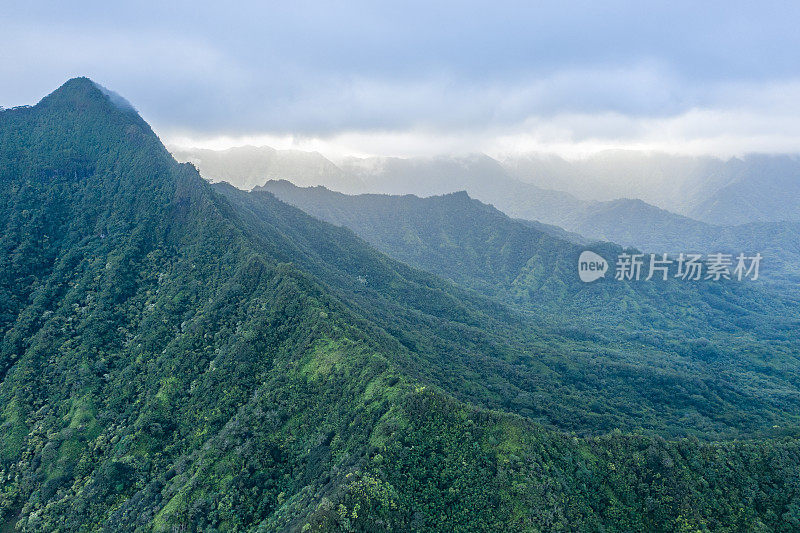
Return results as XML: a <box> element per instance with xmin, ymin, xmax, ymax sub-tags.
<box><xmin>3</xmin><ymin>1</ymin><xmax>800</xmax><ymax>156</ymax></box>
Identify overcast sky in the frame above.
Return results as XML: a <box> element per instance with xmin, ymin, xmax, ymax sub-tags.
<box><xmin>3</xmin><ymin>1</ymin><xmax>800</xmax><ymax>158</ymax></box>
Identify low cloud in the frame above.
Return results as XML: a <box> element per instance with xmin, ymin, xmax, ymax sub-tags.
<box><xmin>4</xmin><ymin>2</ymin><xmax>800</xmax><ymax>158</ymax></box>
<box><xmin>167</xmin><ymin>79</ymin><xmax>800</xmax><ymax>160</ymax></box>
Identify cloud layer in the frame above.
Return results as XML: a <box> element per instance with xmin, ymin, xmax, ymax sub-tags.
<box><xmin>3</xmin><ymin>1</ymin><xmax>800</xmax><ymax>158</ymax></box>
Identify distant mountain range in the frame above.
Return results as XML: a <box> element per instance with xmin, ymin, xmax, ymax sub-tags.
<box><xmin>182</xmin><ymin>146</ymin><xmax>800</xmax><ymax>284</ymax></box>
<box><xmin>175</xmin><ymin>146</ymin><xmax>800</xmax><ymax>228</ymax></box>
<box><xmin>558</xmin><ymin>198</ymin><xmax>800</xmax><ymax>283</ymax></box>
<box><xmin>258</xmin><ymin>182</ymin><xmax>800</xmax><ymax>333</ymax></box>
<box><xmin>172</xmin><ymin>145</ymin><xmax>364</xmax><ymax>192</ymax></box>
<box><xmin>503</xmin><ymin>151</ymin><xmax>800</xmax><ymax>225</ymax></box>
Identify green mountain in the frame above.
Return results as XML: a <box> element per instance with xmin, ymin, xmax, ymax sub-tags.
<box><xmin>502</xmin><ymin>151</ymin><xmax>800</xmax><ymax>225</ymax></box>
<box><xmin>558</xmin><ymin>198</ymin><xmax>800</xmax><ymax>284</ymax></box>
<box><xmin>257</xmin><ymin>179</ymin><xmax>800</xmax><ymax>324</ymax></box>
<box><xmin>176</xmin><ymin>145</ymin><xmax>800</xmax><ymax>279</ymax></box>
<box><xmin>219</xmin><ymin>181</ymin><xmax>800</xmax><ymax>440</ymax></box>
<box><xmin>2</xmin><ymin>79</ymin><xmax>800</xmax><ymax>531</ymax></box>
<box><xmin>255</xmin><ymin>180</ymin><xmax>800</xmax><ymax>433</ymax></box>
<box><xmin>687</xmin><ymin>154</ymin><xmax>800</xmax><ymax>225</ymax></box>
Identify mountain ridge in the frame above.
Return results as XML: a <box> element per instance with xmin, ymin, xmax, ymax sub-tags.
<box><xmin>176</xmin><ymin>144</ymin><xmax>800</xmax><ymax>232</ymax></box>
<box><xmin>2</xmin><ymin>78</ymin><xmax>800</xmax><ymax>531</ymax></box>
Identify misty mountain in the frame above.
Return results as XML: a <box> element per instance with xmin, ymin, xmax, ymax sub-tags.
<box><xmin>514</xmin><ymin>196</ymin><xmax>800</xmax><ymax>284</ymax></box>
<box><xmin>503</xmin><ymin>151</ymin><xmax>800</xmax><ymax>225</ymax></box>
<box><xmin>171</xmin><ymin>145</ymin><xmax>365</xmax><ymax>192</ymax></box>
<box><xmin>586</xmin><ymin>200</ymin><xmax>800</xmax><ymax>280</ymax></box>
<box><xmin>340</xmin><ymin>153</ymin><xmax>587</xmax><ymax>229</ymax></box>
<box><xmin>502</xmin><ymin>151</ymin><xmax>729</xmax><ymax>213</ymax></box>
<box><xmin>192</xmin><ymin>148</ymin><xmax>798</xmax><ymax>280</ymax></box>
<box><xmin>4</xmin><ymin>78</ymin><xmax>800</xmax><ymax>530</ymax></box>
<box><xmin>173</xmin><ymin>146</ymin><xmax>588</xmax><ymax>228</ymax></box>
<box><xmin>567</xmin><ymin>198</ymin><xmax>711</xmax><ymax>246</ymax></box>
<box><xmin>174</xmin><ymin>144</ymin><xmax>799</xmax><ymax>228</ymax></box>
<box><xmin>688</xmin><ymin>154</ymin><xmax>800</xmax><ymax>224</ymax></box>
<box><xmin>332</xmin><ymin>158</ymin><xmax>800</xmax><ymax>282</ymax></box>
<box><xmin>258</xmin><ymin>180</ymin><xmax>800</xmax><ymax>333</ymax></box>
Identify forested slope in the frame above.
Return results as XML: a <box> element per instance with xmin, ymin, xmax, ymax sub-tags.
<box><xmin>257</xmin><ymin>180</ymin><xmax>800</xmax><ymax>336</ymax></box>
<box><xmin>0</xmin><ymin>78</ymin><xmax>799</xmax><ymax>531</ymax></box>
<box><xmin>223</xmin><ymin>182</ymin><xmax>800</xmax><ymax>440</ymax></box>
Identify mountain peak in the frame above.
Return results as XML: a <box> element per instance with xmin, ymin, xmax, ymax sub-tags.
<box><xmin>55</xmin><ymin>76</ymin><xmax>98</xmax><ymax>91</ymax></box>
<box><xmin>40</xmin><ymin>77</ymin><xmax>105</xmax><ymax>104</ymax></box>
<box><xmin>0</xmin><ymin>78</ymin><xmax>172</xmax><ymax>188</ymax></box>
<box><xmin>39</xmin><ymin>77</ymin><xmax>137</xmax><ymax>115</ymax></box>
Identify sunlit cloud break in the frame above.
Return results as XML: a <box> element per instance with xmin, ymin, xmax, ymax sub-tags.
<box><xmin>159</xmin><ymin>70</ymin><xmax>800</xmax><ymax>160</ymax></box>
<box><xmin>165</xmin><ymin>95</ymin><xmax>800</xmax><ymax>161</ymax></box>
<box><xmin>5</xmin><ymin>1</ymin><xmax>800</xmax><ymax>159</ymax></box>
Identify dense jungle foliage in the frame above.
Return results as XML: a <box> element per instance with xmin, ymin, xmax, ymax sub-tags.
<box><xmin>0</xmin><ymin>78</ymin><xmax>799</xmax><ymax>531</ymax></box>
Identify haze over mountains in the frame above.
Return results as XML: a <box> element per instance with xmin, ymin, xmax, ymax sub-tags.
<box><xmin>4</xmin><ymin>77</ymin><xmax>800</xmax><ymax>531</ymax></box>
<box><xmin>260</xmin><ymin>180</ymin><xmax>800</xmax><ymax>285</ymax></box>
<box><xmin>171</xmin><ymin>146</ymin><xmax>365</xmax><ymax>193</ymax></box>
<box><xmin>173</xmin><ymin>145</ymin><xmax>800</xmax><ymax>226</ymax></box>
<box><xmin>175</xmin><ymin>145</ymin><xmax>800</xmax><ymax>283</ymax></box>
<box><xmin>503</xmin><ymin>151</ymin><xmax>800</xmax><ymax>223</ymax></box>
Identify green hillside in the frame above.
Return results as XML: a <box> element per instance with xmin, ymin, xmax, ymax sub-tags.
<box><xmin>224</xmin><ymin>181</ymin><xmax>800</xmax><ymax>440</ymax></box>
<box><xmin>1</xmin><ymin>79</ymin><xmax>799</xmax><ymax>531</ymax></box>
<box><xmin>257</xmin><ymin>180</ymin><xmax>800</xmax><ymax>335</ymax></box>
